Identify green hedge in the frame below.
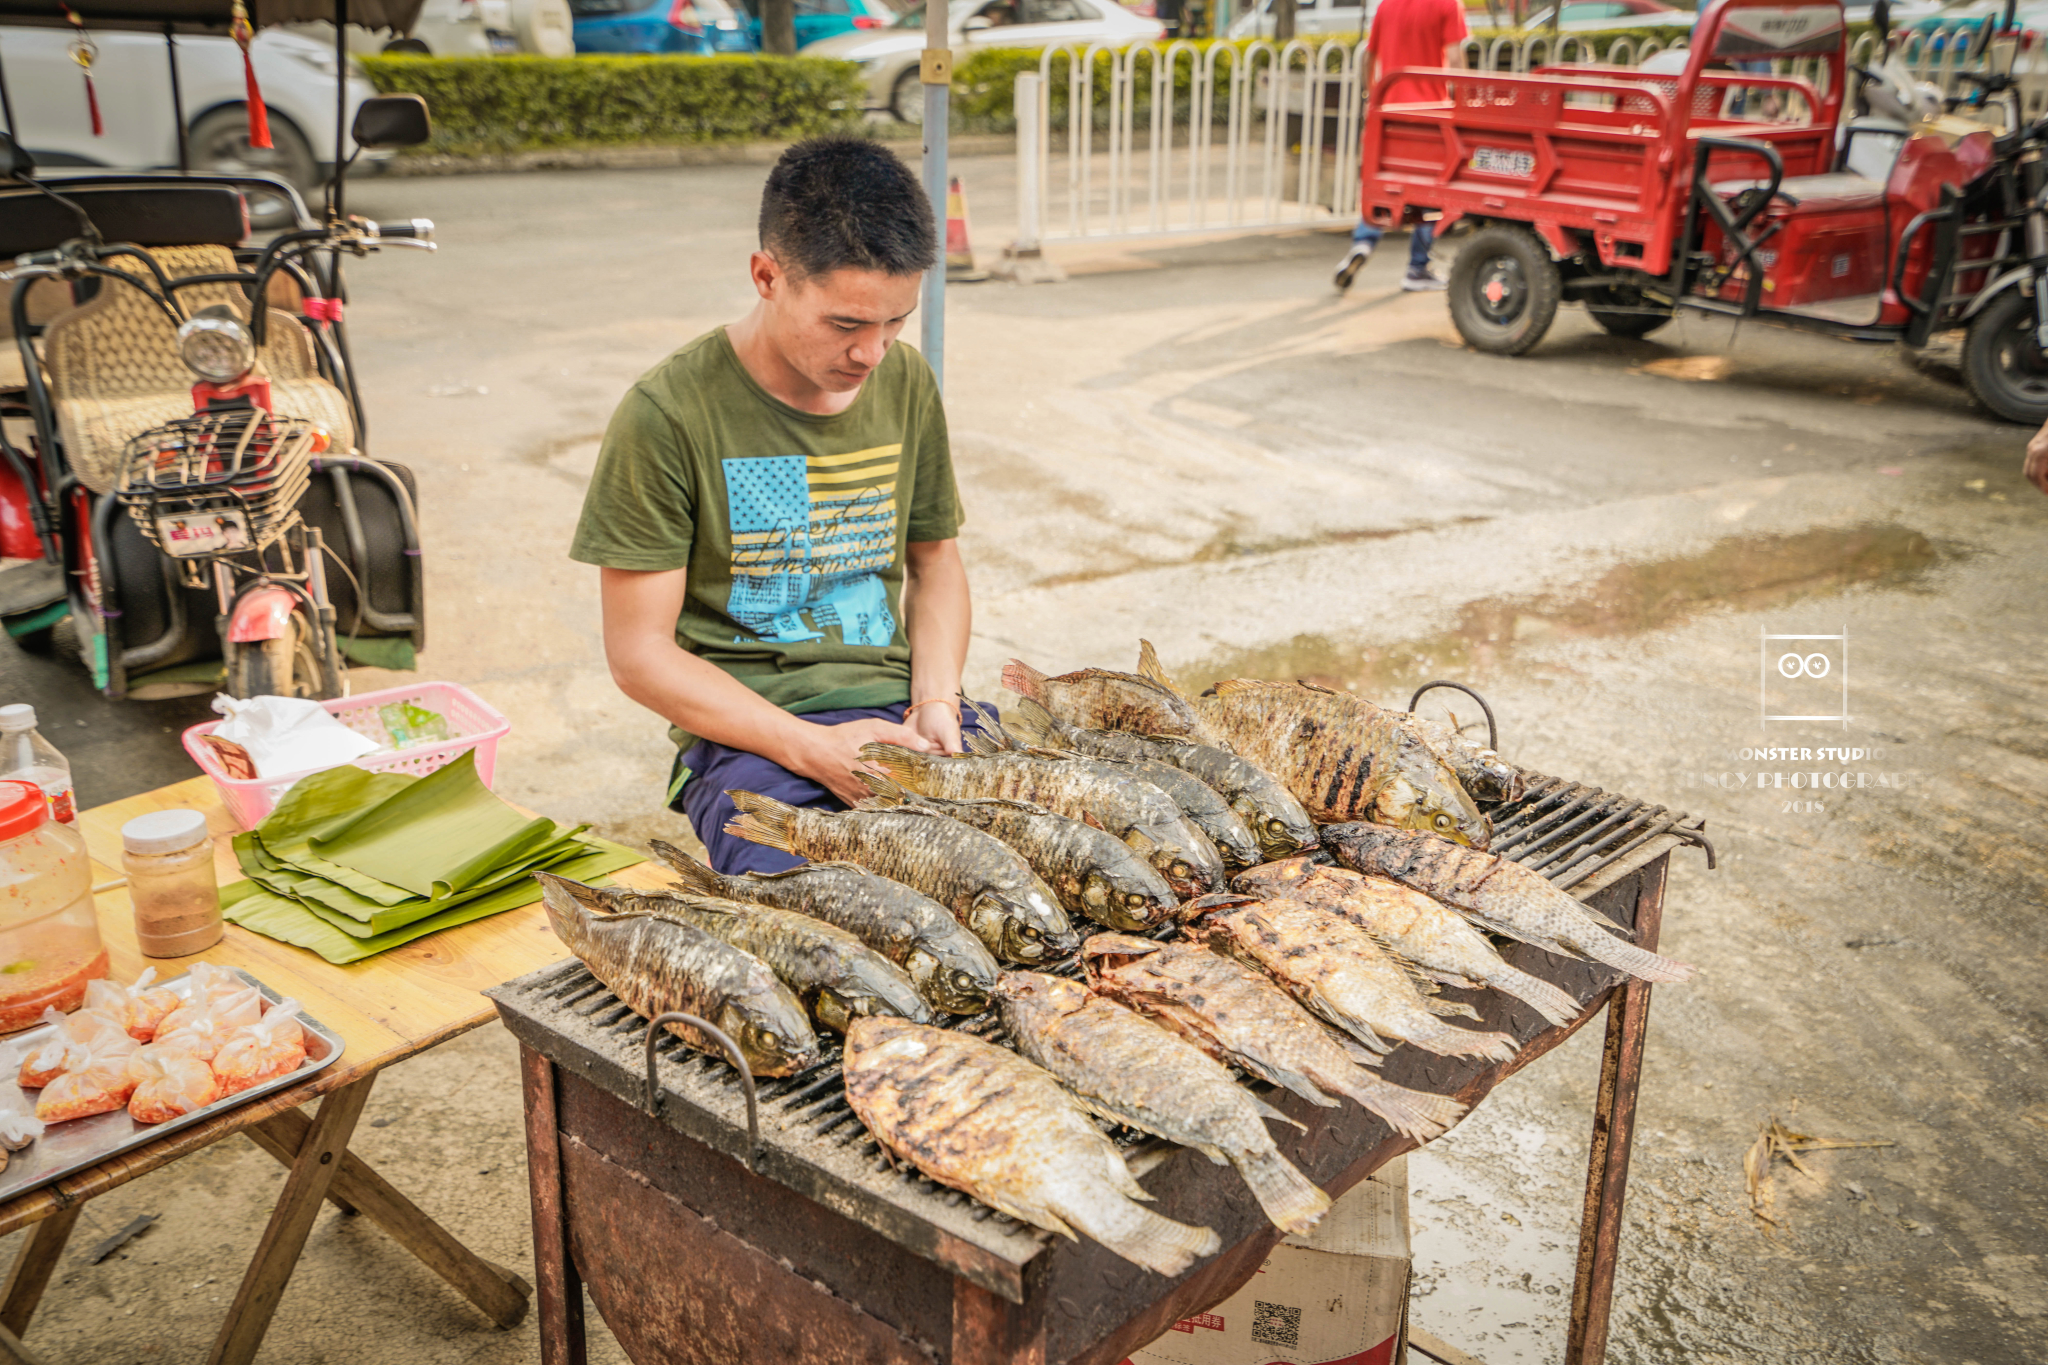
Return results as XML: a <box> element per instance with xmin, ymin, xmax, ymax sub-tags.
<box><xmin>359</xmin><ymin>54</ymin><xmax>866</xmax><ymax>156</ymax></box>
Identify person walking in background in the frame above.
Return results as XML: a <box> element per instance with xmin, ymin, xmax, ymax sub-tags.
<box><xmin>1334</xmin><ymin>0</ymin><xmax>1468</xmax><ymax>292</ymax></box>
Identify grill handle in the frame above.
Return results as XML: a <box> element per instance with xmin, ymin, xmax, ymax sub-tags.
<box><xmin>1407</xmin><ymin>681</ymin><xmax>1500</xmax><ymax>753</ymax></box>
<box><xmin>643</xmin><ymin>1012</ymin><xmax>760</xmax><ymax>1173</ymax></box>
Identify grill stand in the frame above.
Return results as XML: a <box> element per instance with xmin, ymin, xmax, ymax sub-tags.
<box><xmin>507</xmin><ymin>841</ymin><xmax>1685</xmax><ymax>1365</ymax></box>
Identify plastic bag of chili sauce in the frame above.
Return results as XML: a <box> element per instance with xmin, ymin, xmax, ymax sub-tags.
<box><xmin>14</xmin><ymin>1005</ymin><xmax>128</xmax><ymax>1089</ymax></box>
<box><xmin>84</xmin><ymin>968</ymin><xmax>181</xmax><ymax>1043</ymax></box>
<box><xmin>153</xmin><ymin>980</ymin><xmax>262</xmax><ymax>1042</ymax></box>
<box><xmin>34</xmin><ymin>1032</ymin><xmax>142</xmax><ymax>1123</ymax></box>
<box><xmin>126</xmin><ymin>1044</ymin><xmax>220</xmax><ymax>1124</ymax></box>
<box><xmin>211</xmin><ymin>1000</ymin><xmax>306</xmax><ymax>1097</ymax></box>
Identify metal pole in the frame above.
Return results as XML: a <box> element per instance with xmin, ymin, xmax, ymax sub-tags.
<box><xmin>333</xmin><ymin>0</ymin><xmax>348</xmax><ymax>220</ymax></box>
<box><xmin>1015</xmin><ymin>73</ymin><xmax>1042</xmax><ymax>253</ymax></box>
<box><xmin>919</xmin><ymin>0</ymin><xmax>950</xmax><ymax>390</ymax></box>
<box><xmin>0</xmin><ymin>33</ymin><xmax>16</xmax><ymax>139</ymax></box>
<box><xmin>165</xmin><ymin>26</ymin><xmax>188</xmax><ymax>172</ymax></box>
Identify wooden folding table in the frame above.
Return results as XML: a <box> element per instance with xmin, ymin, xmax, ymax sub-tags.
<box><xmin>0</xmin><ymin>775</ymin><xmax>666</xmax><ymax>1365</ymax></box>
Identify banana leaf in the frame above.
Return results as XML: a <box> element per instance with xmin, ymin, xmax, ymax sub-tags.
<box><xmin>311</xmin><ymin>750</ymin><xmax>562</xmax><ymax>898</ymax></box>
<box><xmin>237</xmin><ymin>831</ymin><xmax>603</xmax><ymax>936</ymax></box>
<box><xmin>255</xmin><ymin>766</ymin><xmax>422</xmax><ymax>906</ymax></box>
<box><xmin>220</xmin><ymin>838</ymin><xmax>640</xmax><ymax>964</ymax></box>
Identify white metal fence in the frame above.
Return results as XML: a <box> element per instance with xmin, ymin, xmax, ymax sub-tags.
<box><xmin>1013</xmin><ymin>25</ymin><xmax>2048</xmax><ymax>247</ymax></box>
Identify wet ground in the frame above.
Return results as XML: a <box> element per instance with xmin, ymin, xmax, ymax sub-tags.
<box><xmin>3</xmin><ymin>157</ymin><xmax>2043</xmax><ymax>1364</ymax></box>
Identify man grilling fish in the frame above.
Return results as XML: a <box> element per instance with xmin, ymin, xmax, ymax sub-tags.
<box><xmin>572</xmin><ymin>138</ymin><xmax>977</xmax><ymax>874</ymax></box>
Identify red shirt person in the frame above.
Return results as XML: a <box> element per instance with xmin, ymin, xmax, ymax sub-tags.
<box><xmin>1334</xmin><ymin>0</ymin><xmax>1469</xmax><ymax>291</ymax></box>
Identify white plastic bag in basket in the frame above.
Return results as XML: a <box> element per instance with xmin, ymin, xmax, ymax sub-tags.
<box><xmin>209</xmin><ymin>695</ymin><xmax>381</xmax><ymax>779</ymax></box>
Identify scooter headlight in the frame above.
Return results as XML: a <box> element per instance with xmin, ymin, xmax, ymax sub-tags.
<box><xmin>177</xmin><ymin>306</ymin><xmax>255</xmax><ymax>384</ymax></box>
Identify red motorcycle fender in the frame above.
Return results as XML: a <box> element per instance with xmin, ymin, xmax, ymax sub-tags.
<box><xmin>0</xmin><ymin>461</ymin><xmax>40</xmax><ymax>561</ymax></box>
<box><xmin>228</xmin><ymin>587</ymin><xmax>297</xmax><ymax>643</ymax></box>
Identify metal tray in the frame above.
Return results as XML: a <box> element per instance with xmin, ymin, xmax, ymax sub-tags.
<box><xmin>0</xmin><ymin>965</ymin><xmax>344</xmax><ymax>1203</ymax></box>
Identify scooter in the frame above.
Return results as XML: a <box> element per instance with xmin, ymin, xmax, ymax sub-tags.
<box><xmin>0</xmin><ymin>0</ymin><xmax>433</xmax><ymax>699</ymax></box>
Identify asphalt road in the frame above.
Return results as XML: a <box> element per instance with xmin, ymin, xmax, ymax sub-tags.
<box><xmin>7</xmin><ymin>157</ymin><xmax>2044</xmax><ymax>1365</ymax></box>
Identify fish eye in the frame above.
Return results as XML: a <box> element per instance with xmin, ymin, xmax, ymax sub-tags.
<box><xmin>1171</xmin><ymin>860</ymin><xmax>1192</xmax><ymax>877</ymax></box>
<box><xmin>1124</xmin><ymin>891</ymin><xmax>1151</xmax><ymax>908</ymax></box>
<box><xmin>1433</xmin><ymin>812</ymin><xmax>1454</xmax><ymax>831</ymax></box>
<box><xmin>1266</xmin><ymin>818</ymin><xmax>1290</xmax><ymax>835</ymax></box>
<box><xmin>952</xmin><ymin>970</ymin><xmax>978</xmax><ymax>989</ymax></box>
<box><xmin>1020</xmin><ymin>924</ymin><xmax>1043</xmax><ymax>941</ymax></box>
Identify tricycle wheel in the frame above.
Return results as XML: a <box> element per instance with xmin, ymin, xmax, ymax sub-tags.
<box><xmin>1450</xmin><ymin>225</ymin><xmax>1563</xmax><ymax>356</ymax></box>
<box><xmin>1962</xmin><ymin>289</ymin><xmax>2048</xmax><ymax>424</ymax></box>
<box><xmin>1584</xmin><ymin>286</ymin><xmax>1674</xmax><ymax>339</ymax></box>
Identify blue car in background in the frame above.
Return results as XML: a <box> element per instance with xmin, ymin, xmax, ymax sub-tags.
<box><xmin>570</xmin><ymin>0</ymin><xmax>757</xmax><ymax>52</ymax></box>
<box><xmin>746</xmin><ymin>0</ymin><xmax>893</xmax><ymax>47</ymax></box>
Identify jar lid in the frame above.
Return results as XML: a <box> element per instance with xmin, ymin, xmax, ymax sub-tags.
<box><xmin>0</xmin><ymin>780</ymin><xmax>44</xmax><ymax>841</ymax></box>
<box><xmin>0</xmin><ymin>705</ymin><xmax>35</xmax><ymax>733</ymax></box>
<box><xmin>122</xmin><ymin>809</ymin><xmax>211</xmax><ymax>856</ymax></box>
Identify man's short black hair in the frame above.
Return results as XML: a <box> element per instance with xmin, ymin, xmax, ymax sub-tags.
<box><xmin>760</xmin><ymin>137</ymin><xmax>937</xmax><ymax>280</ymax></box>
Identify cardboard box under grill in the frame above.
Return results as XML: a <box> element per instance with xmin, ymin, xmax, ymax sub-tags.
<box><xmin>1122</xmin><ymin>1157</ymin><xmax>1410</xmax><ymax>1365</ymax></box>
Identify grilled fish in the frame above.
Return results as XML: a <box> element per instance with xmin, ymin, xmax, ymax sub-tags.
<box><xmin>844</xmin><ymin>1016</ymin><xmax>1223</xmax><ymax>1276</ymax></box>
<box><xmin>1003</xmin><ymin>651</ymin><xmax>1216</xmax><ymax>742</ymax></box>
<box><xmin>1409</xmin><ymin>715</ymin><xmax>1526</xmax><ymax>805</ymax></box>
<box><xmin>1187</xmin><ymin>896</ymin><xmax>1518</xmax><ymax>1063</ymax></box>
<box><xmin>651</xmin><ymin>841</ymin><xmax>998</xmax><ymax>1015</ymax></box>
<box><xmin>723</xmin><ymin>791</ymin><xmax>1076</xmax><ymax>965</ymax></box>
<box><xmin>1322</xmin><ymin>824</ymin><xmax>1699</xmax><ymax>984</ymax></box>
<box><xmin>859</xmin><ymin>742</ymin><xmax>1224</xmax><ymax>899</ymax></box>
<box><xmin>996</xmin><ymin>972</ymin><xmax>1330</xmax><ymax>1235</ymax></box>
<box><xmin>856</xmin><ymin>776</ymin><xmax>1177</xmax><ymax>931</ymax></box>
<box><xmin>536</xmin><ymin>872</ymin><xmax>818</xmax><ymax>1076</ymax></box>
<box><xmin>1008</xmin><ymin>699</ymin><xmax>1317</xmax><ymax>863</ymax></box>
<box><xmin>1234</xmin><ymin>858</ymin><xmax>1578</xmax><ymax>1027</ymax></box>
<box><xmin>1081</xmin><ymin>934</ymin><xmax>1463</xmax><ymax>1140</ymax></box>
<box><xmin>543</xmin><ymin>876</ymin><xmax>932</xmax><ymax>1033</ymax></box>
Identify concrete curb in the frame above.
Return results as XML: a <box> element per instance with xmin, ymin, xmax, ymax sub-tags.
<box><xmin>381</xmin><ymin>133</ymin><xmax>1018</xmax><ymax>177</ymax></box>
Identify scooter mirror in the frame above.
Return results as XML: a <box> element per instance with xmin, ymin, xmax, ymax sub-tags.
<box><xmin>0</xmin><ymin>133</ymin><xmax>36</xmax><ymax>183</ymax></box>
<box><xmin>351</xmin><ymin>94</ymin><xmax>432</xmax><ymax>151</ymax></box>
<box><xmin>1871</xmin><ymin>0</ymin><xmax>1890</xmax><ymax>47</ymax></box>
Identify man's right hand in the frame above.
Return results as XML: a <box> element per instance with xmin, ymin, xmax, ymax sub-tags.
<box><xmin>785</xmin><ymin>718</ymin><xmax>939</xmax><ymax>807</ymax></box>
<box><xmin>2027</xmin><ymin>418</ymin><xmax>2048</xmax><ymax>495</ymax></box>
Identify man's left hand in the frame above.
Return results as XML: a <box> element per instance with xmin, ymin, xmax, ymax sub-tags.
<box><xmin>907</xmin><ymin>701</ymin><xmax>965</xmax><ymax>755</ymax></box>
<box><xmin>2027</xmin><ymin>417</ymin><xmax>2048</xmax><ymax>494</ymax></box>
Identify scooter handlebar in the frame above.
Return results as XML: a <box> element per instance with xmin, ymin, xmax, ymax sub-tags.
<box><xmin>363</xmin><ymin>217</ymin><xmax>435</xmax><ymax>247</ymax></box>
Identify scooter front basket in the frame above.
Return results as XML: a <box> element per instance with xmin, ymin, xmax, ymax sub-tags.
<box><xmin>114</xmin><ymin>410</ymin><xmax>319</xmax><ymax>559</ymax></box>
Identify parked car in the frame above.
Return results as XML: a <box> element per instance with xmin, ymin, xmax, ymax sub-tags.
<box><xmin>287</xmin><ymin>0</ymin><xmax>577</xmax><ymax>57</ymax></box>
<box><xmin>570</xmin><ymin>0</ymin><xmax>758</xmax><ymax>52</ymax></box>
<box><xmin>804</xmin><ymin>0</ymin><xmax>1165</xmax><ymax>121</ymax></box>
<box><xmin>1521</xmin><ymin>0</ymin><xmax>1687</xmax><ymax>28</ymax></box>
<box><xmin>746</xmin><ymin>0</ymin><xmax>894</xmax><ymax>48</ymax></box>
<box><xmin>0</xmin><ymin>24</ymin><xmax>383</xmax><ymax>227</ymax></box>
<box><xmin>1226</xmin><ymin>0</ymin><xmax>1367</xmax><ymax>39</ymax></box>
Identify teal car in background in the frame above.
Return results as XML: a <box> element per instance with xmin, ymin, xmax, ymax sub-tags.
<box><xmin>746</xmin><ymin>0</ymin><xmax>894</xmax><ymax>47</ymax></box>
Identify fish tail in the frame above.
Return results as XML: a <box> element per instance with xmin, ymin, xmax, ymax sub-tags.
<box><xmin>723</xmin><ymin>791</ymin><xmax>799</xmax><ymax>855</ymax></box>
<box><xmin>1057</xmin><ymin>1194</ymin><xmax>1222</xmax><ymax>1277</ymax></box>
<box><xmin>856</xmin><ymin>744</ymin><xmax>927</xmax><ymax>785</ymax></box>
<box><xmin>1233</xmin><ymin>1146</ymin><xmax>1331</xmax><ymax>1235</ymax></box>
<box><xmin>1564</xmin><ymin>929</ymin><xmax>1699</xmax><ymax>984</ymax></box>
<box><xmin>534</xmin><ymin>872</ymin><xmax>589</xmax><ymax>942</ymax></box>
<box><xmin>855</xmin><ymin>770</ymin><xmax>909</xmax><ymax>806</ymax></box>
<box><xmin>1005</xmin><ymin>698</ymin><xmax>1057</xmax><ymax>746</ymax></box>
<box><xmin>1410</xmin><ymin>1024</ymin><xmax>1518</xmax><ymax>1064</ymax></box>
<box><xmin>648</xmin><ymin>840</ymin><xmax>723</xmax><ymax>897</ymax></box>
<box><xmin>1002</xmin><ymin>658</ymin><xmax>1049</xmax><ymax>703</ymax></box>
<box><xmin>1484</xmin><ymin>965</ymin><xmax>1581</xmax><ymax>1028</ymax></box>
<box><xmin>1331</xmin><ymin>1071</ymin><xmax>1468</xmax><ymax>1141</ymax></box>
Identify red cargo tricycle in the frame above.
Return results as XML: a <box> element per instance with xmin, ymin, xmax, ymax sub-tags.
<box><xmin>1358</xmin><ymin>0</ymin><xmax>2048</xmax><ymax>422</ymax></box>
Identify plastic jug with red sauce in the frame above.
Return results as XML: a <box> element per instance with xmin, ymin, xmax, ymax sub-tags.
<box><xmin>0</xmin><ymin>779</ymin><xmax>107</xmax><ymax>1032</ymax></box>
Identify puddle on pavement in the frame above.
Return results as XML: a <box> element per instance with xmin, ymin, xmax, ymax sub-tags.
<box><xmin>1187</xmin><ymin>523</ymin><xmax>1948</xmax><ymax>698</ymax></box>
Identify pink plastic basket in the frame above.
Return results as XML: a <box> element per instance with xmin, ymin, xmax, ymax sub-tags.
<box><xmin>182</xmin><ymin>681</ymin><xmax>512</xmax><ymax>830</ymax></box>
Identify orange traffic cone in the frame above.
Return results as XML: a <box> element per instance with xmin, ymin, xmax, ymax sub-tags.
<box><xmin>945</xmin><ymin>176</ymin><xmax>989</xmax><ymax>283</ymax></box>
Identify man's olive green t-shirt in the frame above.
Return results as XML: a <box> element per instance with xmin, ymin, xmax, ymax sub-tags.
<box><xmin>569</xmin><ymin>328</ymin><xmax>962</xmax><ymax>751</ymax></box>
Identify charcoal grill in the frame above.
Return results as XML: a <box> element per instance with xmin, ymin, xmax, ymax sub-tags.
<box><xmin>490</xmin><ymin>769</ymin><xmax>1711</xmax><ymax>1365</ymax></box>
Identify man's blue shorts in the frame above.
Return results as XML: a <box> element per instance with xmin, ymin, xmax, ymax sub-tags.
<box><xmin>670</xmin><ymin>701</ymin><xmax>995</xmax><ymax>875</ymax></box>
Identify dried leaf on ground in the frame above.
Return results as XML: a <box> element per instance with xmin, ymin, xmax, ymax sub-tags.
<box><xmin>1744</xmin><ymin>1114</ymin><xmax>1895</xmax><ymax>1229</ymax></box>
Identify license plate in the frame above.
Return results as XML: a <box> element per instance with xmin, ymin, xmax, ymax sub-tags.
<box><xmin>487</xmin><ymin>30</ymin><xmax>519</xmax><ymax>53</ymax></box>
<box><xmin>1470</xmin><ymin>147</ymin><xmax>1536</xmax><ymax>178</ymax></box>
<box><xmin>156</xmin><ymin>509</ymin><xmax>251</xmax><ymax>558</ymax></box>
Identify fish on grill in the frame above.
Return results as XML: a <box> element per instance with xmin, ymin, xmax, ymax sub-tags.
<box><xmin>536</xmin><ymin>872</ymin><xmax>819</xmax><ymax>1077</ymax></box>
<box><xmin>995</xmin><ymin>972</ymin><xmax>1331</xmax><ymax>1235</ymax></box>
<box><xmin>1322</xmin><ymin>823</ymin><xmax>1699</xmax><ymax>984</ymax></box>
<box><xmin>1409</xmin><ymin>715</ymin><xmax>1526</xmax><ymax>805</ymax></box>
<box><xmin>858</xmin><ymin>741</ymin><xmax>1224</xmax><ymax>899</ymax></box>
<box><xmin>723</xmin><ymin>791</ymin><xmax>1077</xmax><ymax>966</ymax></box>
<box><xmin>1008</xmin><ymin>699</ymin><xmax>1318</xmax><ymax>863</ymax></box>
<box><xmin>843</xmin><ymin>1016</ymin><xmax>1224</xmax><ymax>1276</ymax></box>
<box><xmin>1186</xmin><ymin>895</ymin><xmax>1518</xmax><ymax>1063</ymax></box>
<box><xmin>1001</xmin><ymin>703</ymin><xmax>1259</xmax><ymax>871</ymax></box>
<box><xmin>1081</xmin><ymin>934</ymin><xmax>1463</xmax><ymax>1141</ymax></box>
<box><xmin>855</xmin><ymin>776</ymin><xmax>1177</xmax><ymax>931</ymax></box>
<box><xmin>1234</xmin><ymin>857</ymin><xmax>1579</xmax><ymax>1027</ymax></box>
<box><xmin>651</xmin><ymin>841</ymin><xmax>999</xmax><ymax>1015</ymax></box>
<box><xmin>1002</xmin><ymin>652</ymin><xmax>1216</xmax><ymax>743</ymax></box>
<box><xmin>542</xmin><ymin>876</ymin><xmax>932</xmax><ymax>1033</ymax></box>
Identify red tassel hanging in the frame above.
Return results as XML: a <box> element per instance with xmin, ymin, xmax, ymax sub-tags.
<box><xmin>231</xmin><ymin>0</ymin><xmax>272</xmax><ymax>150</ymax></box>
<box><xmin>61</xmin><ymin>6</ymin><xmax>103</xmax><ymax>137</ymax></box>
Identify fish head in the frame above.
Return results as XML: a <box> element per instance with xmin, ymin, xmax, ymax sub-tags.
<box><xmin>1126</xmin><ymin>821</ymin><xmax>1226</xmax><ymax>900</ymax></box>
<box><xmin>1079</xmin><ymin>931</ymin><xmax>1164</xmax><ymax>985</ymax></box>
<box><xmin>717</xmin><ymin>995</ymin><xmax>819</xmax><ymax>1076</ymax></box>
<box><xmin>993</xmin><ymin>970</ymin><xmax>1088</xmax><ymax>1034</ymax></box>
<box><xmin>980</xmin><ymin>885</ymin><xmax>1079</xmax><ymax>964</ymax></box>
<box><xmin>843</xmin><ymin>958</ymin><xmax>938</xmax><ymax>1026</ymax></box>
<box><xmin>903</xmin><ymin>943</ymin><xmax>997</xmax><ymax>1015</ymax></box>
<box><xmin>1080</xmin><ymin>860</ymin><xmax>1178</xmax><ymax>932</ymax></box>
<box><xmin>1250</xmin><ymin>804</ymin><xmax>1322</xmax><ymax>861</ymax></box>
<box><xmin>1228</xmin><ymin>855</ymin><xmax>1318</xmax><ymax>898</ymax></box>
<box><xmin>1370</xmin><ymin>772</ymin><xmax>1492</xmax><ymax>848</ymax></box>
<box><xmin>1210</xmin><ymin>823</ymin><xmax>1263</xmax><ymax>875</ymax></box>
